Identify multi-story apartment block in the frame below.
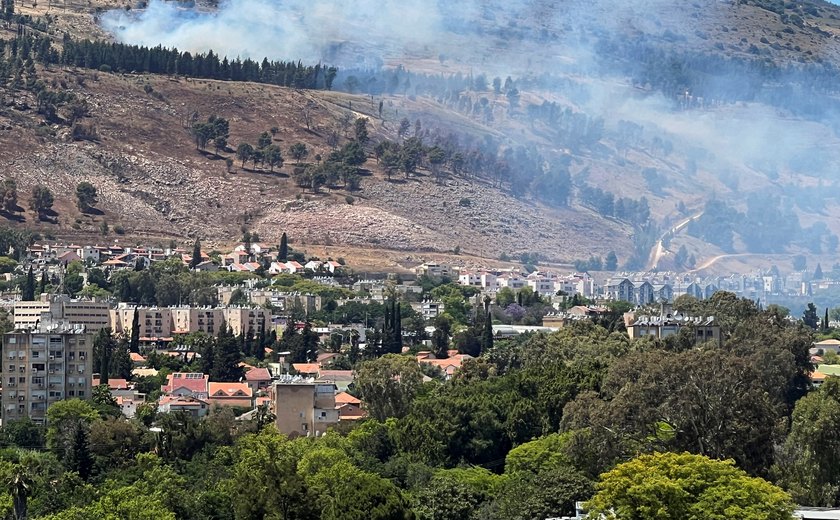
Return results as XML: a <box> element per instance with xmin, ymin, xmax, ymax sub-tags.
<box><xmin>270</xmin><ymin>377</ymin><xmax>339</xmax><ymax>437</ymax></box>
<box><xmin>14</xmin><ymin>295</ymin><xmax>110</xmax><ymax>332</ymax></box>
<box><xmin>222</xmin><ymin>307</ymin><xmax>271</xmax><ymax>336</ymax></box>
<box><xmin>173</xmin><ymin>307</ymin><xmax>223</xmax><ymax>335</ymax></box>
<box><xmin>110</xmin><ymin>305</ymin><xmax>173</xmax><ymax>339</ymax></box>
<box><xmin>111</xmin><ymin>304</ymin><xmax>271</xmax><ymax>339</ymax></box>
<box><xmin>2</xmin><ymin>323</ymin><xmax>94</xmax><ymax>425</ymax></box>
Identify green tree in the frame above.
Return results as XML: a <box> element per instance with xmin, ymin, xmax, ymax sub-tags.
<box><xmin>356</xmin><ymin>354</ymin><xmax>423</xmax><ymax>421</ymax></box>
<box><xmin>20</xmin><ymin>266</ymin><xmax>34</xmax><ymax>301</ymax></box>
<box><xmin>354</xmin><ymin>117</ymin><xmax>369</xmax><ymax>144</ymax></box>
<box><xmin>75</xmin><ymin>181</ymin><xmax>98</xmax><ymax>212</ymax></box>
<box><xmin>264</xmin><ymin>144</ymin><xmax>283</xmax><ymax>172</ymax></box>
<box><xmin>189</xmin><ymin>239</ymin><xmax>202</xmax><ymax>269</ymax></box>
<box><xmin>804</xmin><ymin>302</ymin><xmax>819</xmax><ymax>329</ymax></box>
<box><xmin>129</xmin><ymin>307</ymin><xmax>140</xmax><ymax>353</ymax></box>
<box><xmin>415</xmin><ymin>467</ymin><xmax>502</xmax><ymax>520</ymax></box>
<box><xmin>431</xmin><ymin>315</ymin><xmax>452</xmax><ymax>359</ymax></box>
<box><xmin>226</xmin><ymin>428</ymin><xmax>309</xmax><ymax>520</ymax></box>
<box><xmin>604</xmin><ymin>251</ymin><xmax>618</xmax><ymax>271</ymax></box>
<box><xmin>587</xmin><ymin>452</ymin><xmax>794</xmax><ymax>520</ymax></box>
<box><xmin>775</xmin><ymin>377</ymin><xmax>840</xmax><ymax>506</ymax></box>
<box><xmin>278</xmin><ymin>232</ymin><xmax>289</xmax><ymax>261</ymax></box>
<box><xmin>289</xmin><ymin>143</ymin><xmax>308</xmax><ymax>163</ymax></box>
<box><xmin>482</xmin><ymin>466</ymin><xmax>592</xmax><ymax>520</ymax></box>
<box><xmin>1</xmin><ymin>178</ymin><xmax>18</xmax><ymax>214</ymax></box>
<box><xmin>212</xmin><ymin>325</ymin><xmax>244</xmax><ymax>382</ymax></box>
<box><xmin>46</xmin><ymin>400</ymin><xmax>98</xmax><ymax>479</ymax></box>
<box><xmin>236</xmin><ymin>142</ymin><xmax>254</xmax><ymax>168</ymax></box>
<box><xmin>30</xmin><ymin>185</ymin><xmax>53</xmax><ymax>219</ymax></box>
<box><xmin>93</xmin><ymin>328</ymin><xmax>115</xmax><ymax>385</ymax></box>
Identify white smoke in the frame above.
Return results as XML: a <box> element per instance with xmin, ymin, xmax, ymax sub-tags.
<box><xmin>102</xmin><ymin>0</ymin><xmax>444</xmax><ymax>66</ymax></box>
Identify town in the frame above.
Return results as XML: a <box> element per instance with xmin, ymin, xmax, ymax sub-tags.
<box><xmin>4</xmin><ymin>236</ymin><xmax>838</xmax><ymax>433</ymax></box>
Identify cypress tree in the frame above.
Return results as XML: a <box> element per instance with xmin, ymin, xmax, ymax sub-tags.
<box><xmin>394</xmin><ymin>302</ymin><xmax>402</xmax><ymax>352</ymax></box>
<box><xmin>129</xmin><ymin>307</ymin><xmax>140</xmax><ymax>353</ymax></box>
<box><xmin>482</xmin><ymin>310</ymin><xmax>494</xmax><ymax>351</ymax></box>
<box><xmin>38</xmin><ymin>269</ymin><xmax>48</xmax><ymax>295</ymax></box>
<box><xmin>189</xmin><ymin>239</ymin><xmax>202</xmax><ymax>269</ymax></box>
<box><xmin>21</xmin><ymin>265</ymin><xmax>34</xmax><ymax>301</ymax></box>
<box><xmin>278</xmin><ymin>232</ymin><xmax>288</xmax><ymax>261</ymax></box>
<box><xmin>824</xmin><ymin>308</ymin><xmax>830</xmax><ymax>332</ymax></box>
<box><xmin>94</xmin><ymin>328</ymin><xmax>112</xmax><ymax>385</ymax></box>
<box><xmin>255</xmin><ymin>325</ymin><xmax>266</xmax><ymax>361</ymax></box>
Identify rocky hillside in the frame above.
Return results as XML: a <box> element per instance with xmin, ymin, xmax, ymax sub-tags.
<box><xmin>2</xmin><ymin>0</ymin><xmax>840</xmax><ymax>272</ymax></box>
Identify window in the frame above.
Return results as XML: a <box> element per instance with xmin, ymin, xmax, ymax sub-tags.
<box><xmin>7</xmin><ymin>365</ymin><xmax>14</xmax><ymax>372</ymax></box>
<box><xmin>301</xmin><ymin>424</ymin><xmax>308</xmax><ymax>431</ymax></box>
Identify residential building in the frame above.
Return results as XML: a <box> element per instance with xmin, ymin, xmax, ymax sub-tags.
<box><xmin>244</xmin><ymin>367</ymin><xmax>273</xmax><ymax>393</ymax></box>
<box><xmin>14</xmin><ymin>295</ymin><xmax>110</xmax><ymax>332</ymax></box>
<box><xmin>635</xmin><ymin>281</ymin><xmax>655</xmax><ymax>306</ymax></box>
<box><xmin>2</xmin><ymin>324</ymin><xmax>94</xmax><ymax>425</ymax></box>
<box><xmin>335</xmin><ymin>392</ymin><xmax>366</xmax><ymax>420</ymax></box>
<box><xmin>172</xmin><ymin>307</ymin><xmax>223</xmax><ymax>335</ymax></box>
<box><xmin>625</xmin><ymin>313</ymin><xmax>721</xmax><ymax>345</ymax></box>
<box><xmin>158</xmin><ymin>395</ymin><xmax>209</xmax><ymax>418</ymax></box>
<box><xmin>605</xmin><ymin>278</ymin><xmax>635</xmax><ymax>303</ymax></box>
<box><xmin>416</xmin><ymin>262</ymin><xmax>451</xmax><ymax>279</ymax></box>
<box><xmin>270</xmin><ymin>377</ymin><xmax>340</xmax><ymax>437</ymax></box>
<box><xmin>111</xmin><ymin>304</ymin><xmax>174</xmax><ymax>340</ymax></box>
<box><xmin>223</xmin><ymin>307</ymin><xmax>271</xmax><ymax>336</ymax></box>
<box><xmin>208</xmin><ymin>382</ymin><xmax>254</xmax><ymax>409</ymax></box>
<box><xmin>161</xmin><ymin>372</ymin><xmax>209</xmax><ymax>400</ymax></box>
<box><xmin>527</xmin><ymin>272</ymin><xmax>555</xmax><ymax>297</ymax></box>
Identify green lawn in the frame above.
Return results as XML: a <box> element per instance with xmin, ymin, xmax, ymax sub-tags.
<box><xmin>817</xmin><ymin>364</ymin><xmax>840</xmax><ymax>375</ymax></box>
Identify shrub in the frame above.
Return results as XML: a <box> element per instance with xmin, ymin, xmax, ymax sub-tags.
<box><xmin>459</xmin><ymin>198</ymin><xmax>472</xmax><ymax>207</ymax></box>
<box><xmin>345</xmin><ymin>196</ymin><xmax>355</xmax><ymax>205</ymax></box>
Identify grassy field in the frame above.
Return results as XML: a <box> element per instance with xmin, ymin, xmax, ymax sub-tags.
<box><xmin>817</xmin><ymin>365</ymin><xmax>840</xmax><ymax>376</ymax></box>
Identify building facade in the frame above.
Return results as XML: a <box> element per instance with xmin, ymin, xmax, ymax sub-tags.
<box><xmin>270</xmin><ymin>378</ymin><xmax>339</xmax><ymax>437</ymax></box>
<box><xmin>2</xmin><ymin>326</ymin><xmax>94</xmax><ymax>424</ymax></box>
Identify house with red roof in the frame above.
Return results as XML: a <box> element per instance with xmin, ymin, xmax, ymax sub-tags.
<box><xmin>162</xmin><ymin>372</ymin><xmax>209</xmax><ymax>400</ymax></box>
<box><xmin>244</xmin><ymin>367</ymin><xmax>272</xmax><ymax>393</ymax></box>
<box><xmin>335</xmin><ymin>391</ymin><xmax>366</xmax><ymax>420</ymax></box>
<box><xmin>416</xmin><ymin>350</ymin><xmax>473</xmax><ymax>380</ymax></box>
<box><xmin>158</xmin><ymin>395</ymin><xmax>209</xmax><ymax>418</ymax></box>
<box><xmin>208</xmin><ymin>382</ymin><xmax>254</xmax><ymax>409</ymax></box>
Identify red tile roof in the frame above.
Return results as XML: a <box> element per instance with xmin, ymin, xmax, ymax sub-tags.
<box><xmin>93</xmin><ymin>378</ymin><xmax>130</xmax><ymax>390</ymax></box>
<box><xmin>244</xmin><ymin>367</ymin><xmax>271</xmax><ymax>381</ymax></box>
<box><xmin>163</xmin><ymin>372</ymin><xmax>209</xmax><ymax>394</ymax></box>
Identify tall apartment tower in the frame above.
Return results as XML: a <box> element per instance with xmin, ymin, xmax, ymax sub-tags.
<box><xmin>2</xmin><ymin>321</ymin><xmax>94</xmax><ymax>425</ymax></box>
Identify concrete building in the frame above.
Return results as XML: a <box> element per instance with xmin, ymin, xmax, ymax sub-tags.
<box><xmin>14</xmin><ymin>295</ymin><xmax>110</xmax><ymax>332</ymax></box>
<box><xmin>2</xmin><ymin>323</ymin><xmax>94</xmax><ymax>425</ymax></box>
<box><xmin>270</xmin><ymin>377</ymin><xmax>339</xmax><ymax>437</ymax></box>
<box><xmin>222</xmin><ymin>307</ymin><xmax>271</xmax><ymax>336</ymax></box>
<box><xmin>111</xmin><ymin>304</ymin><xmax>174</xmax><ymax>340</ymax></box>
<box><xmin>172</xmin><ymin>307</ymin><xmax>223</xmax><ymax>335</ymax></box>
<box><xmin>111</xmin><ymin>304</ymin><xmax>270</xmax><ymax>339</ymax></box>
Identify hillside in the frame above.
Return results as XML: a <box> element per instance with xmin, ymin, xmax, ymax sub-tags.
<box><xmin>2</xmin><ymin>0</ymin><xmax>840</xmax><ymax>272</ymax></box>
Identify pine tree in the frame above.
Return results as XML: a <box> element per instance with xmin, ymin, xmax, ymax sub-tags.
<box><xmin>432</xmin><ymin>316</ymin><xmax>451</xmax><ymax>359</ymax></box>
<box><xmin>278</xmin><ymin>232</ymin><xmax>288</xmax><ymax>261</ymax></box>
<box><xmin>189</xmin><ymin>239</ymin><xmax>202</xmax><ymax>269</ymax></box>
<box><xmin>212</xmin><ymin>324</ymin><xmax>244</xmax><ymax>381</ymax></box>
<box><xmin>21</xmin><ymin>266</ymin><xmax>34</xmax><ymax>301</ymax></box>
<box><xmin>66</xmin><ymin>425</ymin><xmax>93</xmax><ymax>481</ymax></box>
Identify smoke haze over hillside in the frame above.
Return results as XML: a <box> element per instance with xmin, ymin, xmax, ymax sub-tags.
<box><xmin>102</xmin><ymin>0</ymin><xmax>840</xmax><ymax>262</ymax></box>
<box><xmin>102</xmin><ymin>0</ymin><xmax>444</xmax><ymax>67</ymax></box>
